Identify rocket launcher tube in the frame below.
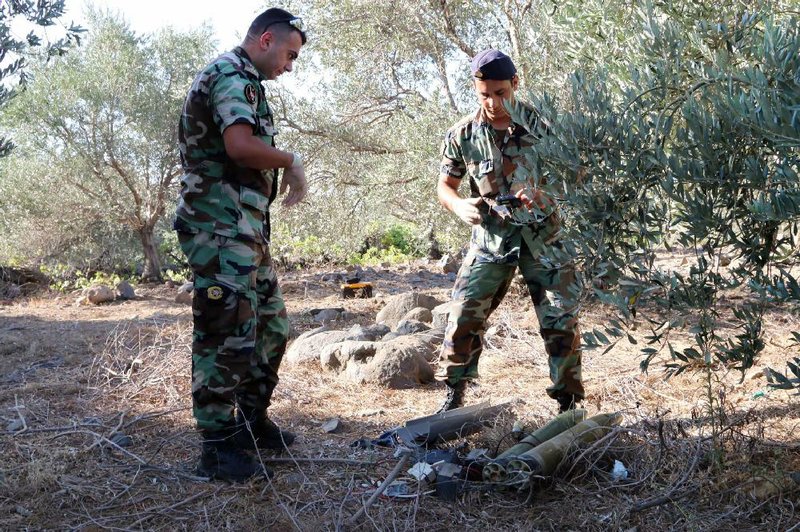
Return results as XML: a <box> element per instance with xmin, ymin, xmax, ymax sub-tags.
<box><xmin>482</xmin><ymin>409</ymin><xmax>588</xmax><ymax>483</ymax></box>
<box><xmin>497</xmin><ymin>409</ymin><xmax>587</xmax><ymax>459</ymax></box>
<box><xmin>505</xmin><ymin>412</ymin><xmax>623</xmax><ymax>477</ymax></box>
<box><xmin>482</xmin><ymin>462</ymin><xmax>507</xmax><ymax>483</ymax></box>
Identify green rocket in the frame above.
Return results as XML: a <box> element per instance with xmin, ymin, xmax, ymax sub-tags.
<box><xmin>483</xmin><ymin>412</ymin><xmax>622</xmax><ymax>486</ymax></box>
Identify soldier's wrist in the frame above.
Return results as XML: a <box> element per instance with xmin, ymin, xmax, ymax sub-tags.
<box><xmin>290</xmin><ymin>152</ymin><xmax>303</xmax><ymax>168</ymax></box>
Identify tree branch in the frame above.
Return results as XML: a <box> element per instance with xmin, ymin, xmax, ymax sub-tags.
<box><xmin>280</xmin><ymin>115</ymin><xmax>408</xmax><ymax>155</ymax></box>
<box><xmin>435</xmin><ymin>0</ymin><xmax>476</xmax><ymax>58</ymax></box>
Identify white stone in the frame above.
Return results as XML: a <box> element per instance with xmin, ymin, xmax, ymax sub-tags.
<box><xmin>86</xmin><ymin>285</ymin><xmax>115</xmax><ymax>304</ymax></box>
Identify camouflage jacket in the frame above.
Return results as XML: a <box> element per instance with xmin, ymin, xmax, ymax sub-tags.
<box><xmin>440</xmin><ymin>103</ymin><xmax>560</xmax><ymax>264</ymax></box>
<box><xmin>174</xmin><ymin>47</ymin><xmax>278</xmax><ymax>242</ymax></box>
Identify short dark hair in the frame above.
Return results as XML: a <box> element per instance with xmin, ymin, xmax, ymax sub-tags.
<box><xmin>247</xmin><ymin>7</ymin><xmax>307</xmax><ymax>45</ymax></box>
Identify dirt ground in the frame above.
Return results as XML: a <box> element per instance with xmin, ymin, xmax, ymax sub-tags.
<box><xmin>0</xmin><ymin>259</ymin><xmax>798</xmax><ymax>531</ymax></box>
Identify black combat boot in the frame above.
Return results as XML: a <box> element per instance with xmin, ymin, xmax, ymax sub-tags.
<box><xmin>557</xmin><ymin>394</ymin><xmax>579</xmax><ymax>413</ymax></box>
<box><xmin>435</xmin><ymin>380</ymin><xmax>467</xmax><ymax>414</ymax></box>
<box><xmin>236</xmin><ymin>408</ymin><xmax>296</xmax><ymax>450</ymax></box>
<box><xmin>197</xmin><ymin>429</ymin><xmax>272</xmax><ymax>481</ymax></box>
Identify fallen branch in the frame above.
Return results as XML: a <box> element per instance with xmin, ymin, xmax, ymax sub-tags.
<box><xmin>344</xmin><ymin>451</ymin><xmax>412</xmax><ymax>527</ymax></box>
<box><xmin>120</xmin><ymin>407</ymin><xmax>190</xmax><ymax>430</ymax></box>
<box><xmin>0</xmin><ymin>422</ymin><xmax>110</xmax><ymax>436</ymax></box>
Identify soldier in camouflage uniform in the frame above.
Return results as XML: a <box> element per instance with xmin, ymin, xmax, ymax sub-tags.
<box><xmin>435</xmin><ymin>50</ymin><xmax>585</xmax><ymax>414</ymax></box>
<box><xmin>174</xmin><ymin>7</ymin><xmax>308</xmax><ymax>481</ymax></box>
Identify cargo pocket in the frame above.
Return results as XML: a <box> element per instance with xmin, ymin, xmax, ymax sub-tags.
<box><xmin>238</xmin><ymin>186</ymin><xmax>269</xmax><ymax>240</ymax></box>
<box><xmin>451</xmin><ymin>252</ymin><xmax>477</xmax><ymax>299</ymax></box>
<box><xmin>192</xmin><ymin>277</ymin><xmax>241</xmax><ymax>337</ymax></box>
<box><xmin>473</xmin><ymin>218</ymin><xmax>506</xmax><ymax>257</ymax></box>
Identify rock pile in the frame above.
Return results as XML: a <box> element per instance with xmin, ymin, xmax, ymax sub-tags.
<box><xmin>287</xmin><ymin>292</ymin><xmax>450</xmax><ymax>388</ymax></box>
<box><xmin>75</xmin><ymin>281</ymin><xmax>139</xmax><ymax>306</ymax></box>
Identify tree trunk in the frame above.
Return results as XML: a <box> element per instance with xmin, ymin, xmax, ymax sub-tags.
<box><xmin>139</xmin><ymin>227</ymin><xmax>162</xmax><ymax>282</ymax></box>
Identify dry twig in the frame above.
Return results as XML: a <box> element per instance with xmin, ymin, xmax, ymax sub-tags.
<box><xmin>344</xmin><ymin>451</ymin><xmax>412</xmax><ymax>527</ymax></box>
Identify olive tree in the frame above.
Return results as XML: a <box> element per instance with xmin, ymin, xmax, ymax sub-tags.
<box><xmin>271</xmin><ymin>0</ymin><xmax>599</xmax><ymax>259</ymax></box>
<box><xmin>1</xmin><ymin>12</ymin><xmax>215</xmax><ymax>280</ymax></box>
<box><xmin>0</xmin><ymin>0</ymin><xmax>84</xmax><ymax>157</ymax></box>
<box><xmin>515</xmin><ymin>6</ymin><xmax>800</xmax><ymax>401</ymax></box>
<box><xmin>269</xmin><ymin>0</ymin><xmax>758</xmax><ymax>259</ymax></box>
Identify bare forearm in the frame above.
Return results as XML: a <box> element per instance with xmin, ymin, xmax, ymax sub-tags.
<box><xmin>222</xmin><ymin>124</ymin><xmax>297</xmax><ymax>170</ymax></box>
<box><xmin>437</xmin><ymin>177</ymin><xmax>461</xmax><ymax>212</ymax></box>
<box><xmin>221</xmin><ymin>124</ymin><xmax>306</xmax><ymax>207</ymax></box>
<box><xmin>228</xmin><ymin>136</ymin><xmax>294</xmax><ymax>170</ymax></box>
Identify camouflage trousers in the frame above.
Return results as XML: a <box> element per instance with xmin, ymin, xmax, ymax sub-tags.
<box><xmin>436</xmin><ymin>226</ymin><xmax>584</xmax><ymax>401</ymax></box>
<box><xmin>178</xmin><ymin>230</ymin><xmax>289</xmax><ymax>432</ymax></box>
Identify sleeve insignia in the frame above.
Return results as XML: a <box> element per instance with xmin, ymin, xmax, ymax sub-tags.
<box><xmin>244</xmin><ymin>84</ymin><xmax>257</xmax><ymax>105</ymax></box>
<box><xmin>207</xmin><ymin>286</ymin><xmax>224</xmax><ymax>300</ymax></box>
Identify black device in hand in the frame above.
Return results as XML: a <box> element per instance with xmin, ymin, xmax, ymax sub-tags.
<box><xmin>495</xmin><ymin>194</ymin><xmax>523</xmax><ymax>208</ymax></box>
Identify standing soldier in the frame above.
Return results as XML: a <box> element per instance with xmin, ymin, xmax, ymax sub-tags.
<box><xmin>434</xmin><ymin>50</ymin><xmax>585</xmax><ymax>414</ymax></box>
<box><xmin>174</xmin><ymin>8</ymin><xmax>308</xmax><ymax>481</ymax></box>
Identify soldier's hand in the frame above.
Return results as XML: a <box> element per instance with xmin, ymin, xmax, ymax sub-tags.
<box><xmin>280</xmin><ymin>164</ymin><xmax>307</xmax><ymax>207</ymax></box>
<box><xmin>515</xmin><ymin>188</ymin><xmax>552</xmax><ymax>211</ymax></box>
<box><xmin>453</xmin><ymin>197</ymin><xmax>483</xmax><ymax>225</ymax></box>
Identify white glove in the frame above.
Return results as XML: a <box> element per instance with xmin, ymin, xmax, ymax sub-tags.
<box><xmin>280</xmin><ymin>155</ymin><xmax>307</xmax><ymax>207</ymax></box>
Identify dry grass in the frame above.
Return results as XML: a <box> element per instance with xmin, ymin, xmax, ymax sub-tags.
<box><xmin>0</xmin><ymin>265</ymin><xmax>798</xmax><ymax>531</ymax></box>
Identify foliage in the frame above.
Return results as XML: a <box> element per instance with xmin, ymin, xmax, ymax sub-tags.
<box><xmin>271</xmin><ymin>222</ymin><xmax>427</xmax><ymax>265</ymax></box>
<box><xmin>269</xmin><ymin>0</ymin><xmax>527</xmax><ymax>258</ymax></box>
<box><xmin>360</xmin><ymin>222</ymin><xmax>425</xmax><ymax>256</ymax></box>
<box><xmin>0</xmin><ymin>11</ymin><xmax>216</xmax><ymax>280</ymax></box>
<box><xmin>269</xmin><ymin>1</ymin><xmax>799</xmax><ymax>398</ymax></box>
<box><xmin>273</xmin><ymin>0</ymin><xmax>800</xmax><ymax>394</ymax></box>
<box><xmin>351</xmin><ymin>222</ymin><xmax>429</xmax><ymax>264</ymax></box>
<box><xmin>40</xmin><ymin>262</ymin><xmax>126</xmax><ymax>292</ymax></box>
<box><xmin>766</xmin><ymin>332</ymin><xmax>800</xmax><ymax>394</ymax></box>
<box><xmin>271</xmin><ymin>234</ymin><xmax>346</xmax><ymax>264</ymax></box>
<box><xmin>349</xmin><ymin>245</ymin><xmax>416</xmax><ymax>267</ymax></box>
<box><xmin>509</xmin><ymin>5</ymin><xmax>799</xmax><ymax>398</ymax></box>
<box><xmin>162</xmin><ymin>267</ymin><xmax>191</xmax><ymax>285</ymax></box>
<box><xmin>0</xmin><ymin>0</ymin><xmax>85</xmax><ymax>157</ymax></box>
<box><xmin>378</xmin><ymin>224</ymin><xmax>418</xmax><ymax>254</ymax></box>
<box><xmin>270</xmin><ymin>0</ymin><xmax>797</xmax><ymax>259</ymax></box>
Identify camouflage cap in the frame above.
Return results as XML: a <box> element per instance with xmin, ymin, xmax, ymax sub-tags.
<box><xmin>471</xmin><ymin>49</ymin><xmax>516</xmax><ymax>80</ymax></box>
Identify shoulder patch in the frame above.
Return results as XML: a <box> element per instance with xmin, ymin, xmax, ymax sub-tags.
<box><xmin>244</xmin><ymin>84</ymin><xmax>257</xmax><ymax>105</ymax></box>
